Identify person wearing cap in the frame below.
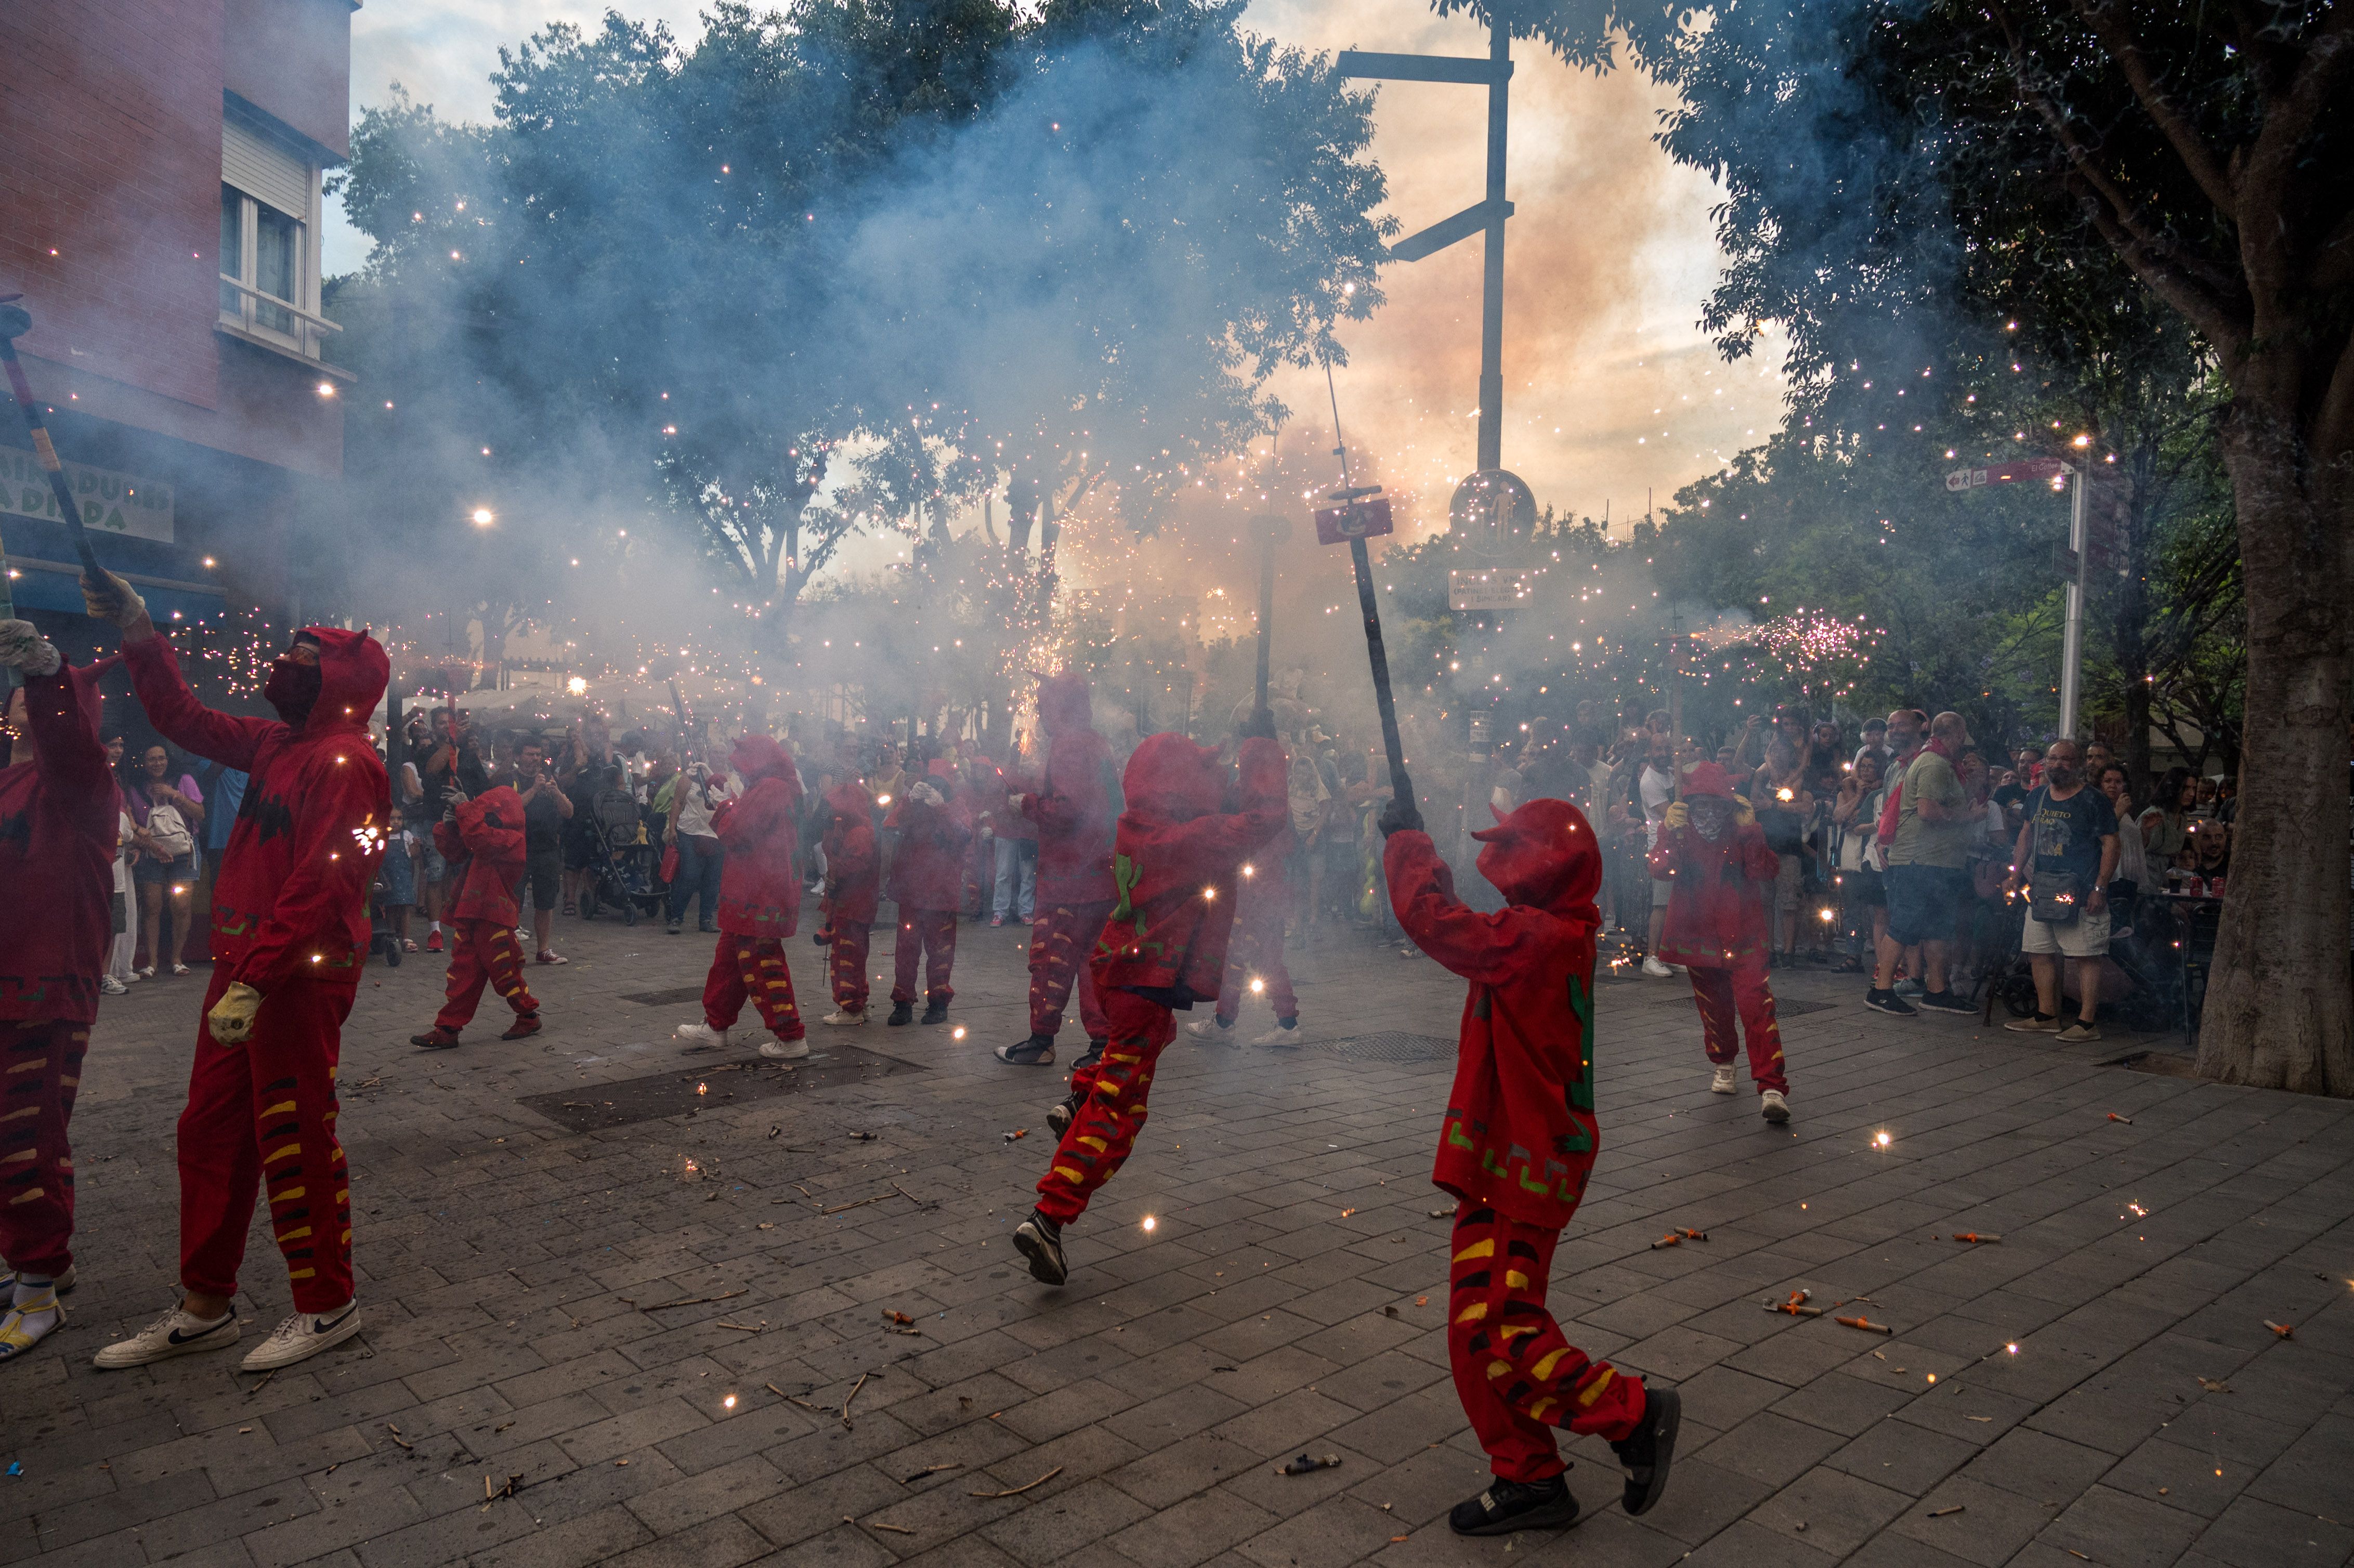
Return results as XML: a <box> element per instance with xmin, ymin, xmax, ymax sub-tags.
<box><xmin>83</xmin><ymin>568</ymin><xmax>390</xmax><ymax>1373</ymax></box>
<box><xmin>1011</xmin><ymin>715</ymin><xmax>1287</xmax><ymax>1285</ymax></box>
<box><xmin>1649</xmin><ymin>763</ymin><xmax>1793</xmax><ymax>1120</ymax></box>
<box><xmin>0</xmin><ymin>623</ymin><xmax>120</xmax><ymax>1361</ymax></box>
<box><xmin>1378</xmin><ymin>790</ymin><xmax>1680</xmax><ymax>1536</ymax></box>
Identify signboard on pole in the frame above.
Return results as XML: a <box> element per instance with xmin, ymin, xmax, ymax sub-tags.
<box><xmin>1945</xmin><ymin>456</ymin><xmax>2069</xmax><ymax>493</ymax></box>
<box><xmin>1313</xmin><ymin>495</ymin><xmax>1394</xmax><ymax>545</ymax></box>
<box><xmin>1448</xmin><ymin>569</ymin><xmax>1529</xmax><ymax>611</ymax></box>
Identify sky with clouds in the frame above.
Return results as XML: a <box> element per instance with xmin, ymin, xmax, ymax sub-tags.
<box><xmin>334</xmin><ymin>1</ymin><xmax>1785</xmax><ymax>537</ymax></box>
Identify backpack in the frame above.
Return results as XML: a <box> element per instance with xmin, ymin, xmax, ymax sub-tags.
<box><xmin>145</xmin><ymin>803</ymin><xmax>194</xmax><ymax>860</ymax></box>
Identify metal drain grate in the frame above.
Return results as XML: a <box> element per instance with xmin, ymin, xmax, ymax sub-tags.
<box><xmin>518</xmin><ymin>1043</ymin><xmax>922</xmax><ymax>1131</ymax></box>
<box><xmin>1316</xmin><ymin>1031</ymin><xmax>1459</xmax><ymax>1064</ymax></box>
<box><xmin>1776</xmin><ymin>998</ymin><xmax>1835</xmax><ymax>1018</ymax></box>
<box><xmin>621</xmin><ymin>986</ymin><xmax>711</xmax><ymax>1007</ymax></box>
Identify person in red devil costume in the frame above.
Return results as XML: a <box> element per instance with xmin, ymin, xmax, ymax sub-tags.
<box><xmin>1012</xmin><ymin>720</ymin><xmax>1286</xmax><ymax>1284</ymax></box>
<box><xmin>1649</xmin><ymin>763</ymin><xmax>1792</xmax><ymax>1120</ymax></box>
<box><xmin>83</xmin><ymin>569</ymin><xmax>389</xmax><ymax>1374</ymax></box>
<box><xmin>817</xmin><ymin>779</ymin><xmax>879</xmax><ymax>1025</ymax></box>
<box><xmin>1191</xmin><ymin>744</ymin><xmax>1300</xmax><ymax>1047</ymax></box>
<box><xmin>0</xmin><ymin>623</ymin><xmax>117</xmax><ymax>1362</ymax></box>
<box><xmin>998</xmin><ymin>672</ymin><xmax>1117</xmax><ymax>1068</ymax></box>
<box><xmin>408</xmin><ymin>784</ymin><xmax>540</xmax><ymax>1049</ymax></box>
<box><xmin>676</xmin><ymin>734</ymin><xmax>808</xmax><ymax>1059</ymax></box>
<box><xmin>884</xmin><ymin>755</ymin><xmax>972</xmax><ymax>1027</ymax></box>
<box><xmin>1380</xmin><ymin>791</ymin><xmax>1680</xmax><ymax>1536</ymax></box>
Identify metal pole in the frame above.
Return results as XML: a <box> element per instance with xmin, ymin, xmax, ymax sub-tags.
<box><xmin>1254</xmin><ymin>531</ymin><xmax>1276</xmax><ymax>717</ymax></box>
<box><xmin>1475</xmin><ymin>21</ymin><xmax>1509</xmax><ymax>474</ymax></box>
<box><xmin>2059</xmin><ymin>465</ymin><xmax>2088</xmax><ymax>738</ymax></box>
<box><xmin>1350</xmin><ymin>535</ymin><xmax>1411</xmax><ymax>806</ymax></box>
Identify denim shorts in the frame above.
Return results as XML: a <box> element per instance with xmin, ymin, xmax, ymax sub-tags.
<box><xmin>1885</xmin><ymin>864</ymin><xmax>1967</xmax><ymax>947</ymax></box>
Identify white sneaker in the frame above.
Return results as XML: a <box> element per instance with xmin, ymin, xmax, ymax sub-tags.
<box><xmin>1710</xmin><ymin>1065</ymin><xmax>1737</xmax><ymax>1095</ymax></box>
<box><xmin>1642</xmin><ymin>957</ymin><xmax>1673</xmax><ymax>979</ymax></box>
<box><xmin>675</xmin><ymin>1022</ymin><xmax>731</xmax><ymax>1052</ymax></box>
<box><xmin>99</xmin><ymin>976</ymin><xmax>128</xmax><ymax>996</ymax></box>
<box><xmin>1185</xmin><ymin>1017</ymin><xmax>1231</xmax><ymax>1038</ymax></box>
<box><xmin>92</xmin><ymin>1304</ymin><xmax>240</xmax><ymax>1368</ymax></box>
<box><xmin>240</xmin><ymin>1303</ymin><xmax>363</xmax><ymax>1370</ymax></box>
<box><xmin>1760</xmin><ymin>1089</ymin><xmax>1791</xmax><ymax>1124</ymax></box>
<box><xmin>760</xmin><ymin>1037</ymin><xmax>810</xmax><ymax>1060</ymax></box>
<box><xmin>1249</xmin><ymin>1024</ymin><xmax>1298</xmax><ymax>1046</ymax></box>
<box><xmin>821</xmin><ymin>1010</ymin><xmax>868</xmax><ymax>1027</ymax></box>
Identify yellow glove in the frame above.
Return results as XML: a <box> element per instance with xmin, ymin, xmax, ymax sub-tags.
<box><xmin>1732</xmin><ymin>796</ymin><xmax>1757</xmax><ymax>829</ymax></box>
<box><xmin>80</xmin><ymin>568</ymin><xmax>148</xmax><ymax>629</ymax></box>
<box><xmin>1663</xmin><ymin>800</ymin><xmax>1690</xmax><ymax>830</ymax></box>
<box><xmin>206</xmin><ymin>982</ymin><xmax>263</xmax><ymax>1047</ymax></box>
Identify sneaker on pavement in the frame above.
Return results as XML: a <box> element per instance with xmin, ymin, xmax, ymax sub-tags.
<box><xmin>92</xmin><ymin>1304</ymin><xmax>240</xmax><ymax>1369</ymax></box>
<box><xmin>1046</xmin><ymin>1089</ymin><xmax>1086</xmax><ymax>1136</ymax></box>
<box><xmin>1709</xmin><ymin>1065</ymin><xmax>1737</xmax><ymax>1095</ymax></box>
<box><xmin>996</xmin><ymin>1034</ymin><xmax>1056</xmax><ymax>1066</ymax></box>
<box><xmin>99</xmin><ymin>976</ymin><xmax>127</xmax><ymax>996</ymax></box>
<box><xmin>240</xmin><ymin>1304</ymin><xmax>364</xmax><ymax>1371</ymax></box>
<box><xmin>410</xmin><ymin>1025</ymin><xmax>462</xmax><ymax>1049</ymax></box>
<box><xmin>1917</xmin><ymin>989</ymin><xmax>1976</xmax><ymax>1014</ymax></box>
<box><xmin>886</xmin><ymin>1001</ymin><xmax>914</xmax><ymax>1026</ymax></box>
<box><xmin>1610</xmin><ymin>1386</ymin><xmax>1682</xmax><ymax>1515</ymax></box>
<box><xmin>1864</xmin><ymin>989</ymin><xmax>1918</xmax><ymax>1017</ymax></box>
<box><xmin>1076</xmin><ymin>1038</ymin><xmax>1106</xmax><ymax>1073</ymax></box>
<box><xmin>761</xmin><ymin>1035</ymin><xmax>810</xmax><ymax>1060</ymax></box>
<box><xmin>1642</xmin><ymin>956</ymin><xmax>1673</xmax><ymax>979</ymax></box>
<box><xmin>2056</xmin><ymin>1020</ymin><xmax>2104</xmax><ymax>1043</ymax></box>
<box><xmin>919</xmin><ymin>1002</ymin><xmax>950</xmax><ymax>1026</ymax></box>
<box><xmin>1893</xmin><ymin>977</ymin><xmax>1924</xmax><ymax>997</ymax></box>
<box><xmin>1013</xmin><ymin>1211</ymin><xmax>1067</xmax><ymax>1286</ymax></box>
<box><xmin>500</xmin><ymin>1012</ymin><xmax>542</xmax><ymax>1041</ymax></box>
<box><xmin>821</xmin><ymin>1009</ymin><xmax>868</xmax><ymax>1027</ymax></box>
<box><xmin>675</xmin><ymin>1021</ymin><xmax>731</xmax><ymax>1052</ymax></box>
<box><xmin>1249</xmin><ymin>1021</ymin><xmax>1299</xmax><ymax>1046</ymax></box>
<box><xmin>1448</xmin><ymin>1475</ymin><xmax>1580</xmax><ymax>1536</ymax></box>
<box><xmin>1184</xmin><ymin>1016</ymin><xmax>1233</xmax><ymax>1039</ymax></box>
<box><xmin>425</xmin><ymin>930</ymin><xmax>444</xmax><ymax>953</ymax></box>
<box><xmin>1760</xmin><ymin>1089</ymin><xmax>1791</xmax><ymax>1123</ymax></box>
<box><xmin>534</xmin><ymin>950</ymin><xmax>568</xmax><ymax>965</ymax></box>
<box><xmin>2004</xmin><ymin>1013</ymin><xmax>2062</xmax><ymax>1034</ymax></box>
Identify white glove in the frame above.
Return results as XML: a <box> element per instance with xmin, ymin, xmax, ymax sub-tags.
<box><xmin>80</xmin><ymin>568</ymin><xmax>148</xmax><ymax>629</ymax></box>
<box><xmin>0</xmin><ymin>620</ymin><xmax>61</xmax><ymax>677</ymax></box>
<box><xmin>910</xmin><ymin>781</ymin><xmax>945</xmax><ymax>807</ymax></box>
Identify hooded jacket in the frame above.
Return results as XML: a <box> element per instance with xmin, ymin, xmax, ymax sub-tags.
<box><xmin>434</xmin><ymin>784</ymin><xmax>528</xmax><ymax>925</ymax></box>
<box><xmin>1383</xmin><ymin>798</ymin><xmax>1603</xmax><ymax>1231</ymax></box>
<box><xmin>1020</xmin><ymin>673</ymin><xmax>1117</xmax><ymax>903</ymax></box>
<box><xmin>713</xmin><ymin>734</ymin><xmax>804</xmax><ymax>938</ymax></box>
<box><xmin>819</xmin><ymin>780</ymin><xmax>879</xmax><ymax>925</ymax></box>
<box><xmin>1092</xmin><ymin>734</ymin><xmax>1286</xmax><ymax>1001</ymax></box>
<box><xmin>884</xmin><ymin>758</ymin><xmax>974</xmax><ymax>911</ymax></box>
<box><xmin>1647</xmin><ymin>763</ymin><xmax>1778</xmax><ymax>969</ymax></box>
<box><xmin>123</xmin><ymin>626</ymin><xmax>389</xmax><ymax>992</ymax></box>
<box><xmin>0</xmin><ymin>658</ymin><xmax>120</xmax><ymax>1022</ymax></box>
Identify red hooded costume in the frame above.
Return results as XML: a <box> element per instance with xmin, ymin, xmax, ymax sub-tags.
<box><xmin>886</xmin><ymin>757</ymin><xmax>972</xmax><ymax>1011</ymax></box>
<box><xmin>428</xmin><ymin>785</ymin><xmax>538</xmax><ymax>1035</ymax></box>
<box><xmin>1032</xmin><ymin>734</ymin><xmax>1284</xmax><ymax>1224</ymax></box>
<box><xmin>699</xmin><ymin>735</ymin><xmax>806</xmax><ymax>1040</ymax></box>
<box><xmin>0</xmin><ymin>655</ymin><xmax>119</xmax><ymax>1282</ymax></box>
<box><xmin>1018</xmin><ymin>672</ymin><xmax>1119</xmax><ymax>1047</ymax></box>
<box><xmin>1647</xmin><ymin>763</ymin><xmax>1788</xmax><ymax>1096</ymax></box>
<box><xmin>121</xmin><ymin>624</ymin><xmax>389</xmax><ymax>1315</ymax></box>
<box><xmin>820</xmin><ymin>780</ymin><xmax>878</xmax><ymax>1012</ymax></box>
<box><xmin>1384</xmin><ymin>800</ymin><xmax>1648</xmax><ymax>1483</ymax></box>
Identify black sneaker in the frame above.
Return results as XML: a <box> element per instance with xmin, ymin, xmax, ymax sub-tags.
<box><xmin>996</xmin><ymin>1033</ymin><xmax>1056</xmax><ymax>1066</ymax></box>
<box><xmin>886</xmin><ymin>1001</ymin><xmax>914</xmax><ymax>1026</ymax></box>
<box><xmin>1917</xmin><ymin>989</ymin><xmax>1975</xmax><ymax>1014</ymax></box>
<box><xmin>1864</xmin><ymin>989</ymin><xmax>1918</xmax><ymax>1016</ymax></box>
<box><xmin>1610</xmin><ymin>1386</ymin><xmax>1681</xmax><ymax>1515</ymax></box>
<box><xmin>665</xmin><ymin>919</ymin><xmax>682</xmax><ymax>936</ymax></box>
<box><xmin>1077</xmin><ymin>1037</ymin><xmax>1106</xmax><ymax>1072</ymax></box>
<box><xmin>919</xmin><ymin>1001</ymin><xmax>950</xmax><ymax>1026</ymax></box>
<box><xmin>1046</xmin><ymin>1089</ymin><xmax>1086</xmax><ymax>1137</ymax></box>
<box><xmin>1448</xmin><ymin>1475</ymin><xmax>1580</xmax><ymax>1536</ymax></box>
<box><xmin>1013</xmin><ymin>1210</ymin><xmax>1067</xmax><ymax>1286</ymax></box>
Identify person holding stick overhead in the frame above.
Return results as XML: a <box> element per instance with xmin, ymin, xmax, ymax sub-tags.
<box><xmin>1379</xmin><ymin>789</ymin><xmax>1680</xmax><ymax>1535</ymax></box>
<box><xmin>84</xmin><ymin>568</ymin><xmax>390</xmax><ymax>1373</ymax></box>
<box><xmin>999</xmin><ymin>671</ymin><xmax>1117</xmax><ymax>1072</ymax></box>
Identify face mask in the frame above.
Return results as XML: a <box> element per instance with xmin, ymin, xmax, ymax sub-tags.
<box><xmin>1692</xmin><ymin>804</ymin><xmax>1732</xmax><ymax>843</ymax></box>
<box><xmin>265</xmin><ymin>658</ymin><xmax>323</xmax><ymax>726</ymax></box>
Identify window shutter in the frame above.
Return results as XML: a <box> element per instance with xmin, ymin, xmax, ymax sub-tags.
<box><xmin>222</xmin><ymin>116</ymin><xmax>310</xmax><ymax>221</ymax></box>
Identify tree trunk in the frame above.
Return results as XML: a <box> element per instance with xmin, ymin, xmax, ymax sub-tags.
<box><xmin>2195</xmin><ymin>397</ymin><xmax>2352</xmax><ymax>1094</ymax></box>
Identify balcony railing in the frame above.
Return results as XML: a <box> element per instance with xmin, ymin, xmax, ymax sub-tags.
<box><xmin>217</xmin><ymin>273</ymin><xmax>342</xmax><ymax>360</ymax></box>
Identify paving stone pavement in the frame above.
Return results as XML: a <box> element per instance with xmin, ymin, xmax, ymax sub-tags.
<box><xmin>6</xmin><ymin>903</ymin><xmax>2353</xmax><ymax>1568</ymax></box>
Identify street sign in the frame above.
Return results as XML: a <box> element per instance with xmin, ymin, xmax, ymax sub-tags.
<box><xmin>1314</xmin><ymin>495</ymin><xmax>1394</xmax><ymax>545</ymax></box>
<box><xmin>1449</xmin><ymin>569</ymin><xmax>1529</xmax><ymax>611</ymax></box>
<box><xmin>1945</xmin><ymin>456</ymin><xmax>2070</xmax><ymax>492</ymax></box>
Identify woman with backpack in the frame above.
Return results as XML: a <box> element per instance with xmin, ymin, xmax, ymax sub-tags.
<box><xmin>128</xmin><ymin>742</ymin><xmax>204</xmax><ymax>977</ymax></box>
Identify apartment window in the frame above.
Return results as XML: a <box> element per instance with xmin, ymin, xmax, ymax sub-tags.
<box><xmin>220</xmin><ymin>108</ymin><xmax>335</xmax><ymax>359</ymax></box>
<box><xmin>219</xmin><ymin>185</ymin><xmax>308</xmax><ymax>343</ymax></box>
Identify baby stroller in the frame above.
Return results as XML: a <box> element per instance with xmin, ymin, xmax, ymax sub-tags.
<box><xmin>578</xmin><ymin>783</ymin><xmax>664</xmax><ymax>925</ymax></box>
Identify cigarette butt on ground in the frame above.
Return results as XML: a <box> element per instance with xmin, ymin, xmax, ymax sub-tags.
<box><xmin>1837</xmin><ymin>1315</ymin><xmax>1894</xmax><ymax>1335</ymax></box>
<box><xmin>1952</xmin><ymin>1232</ymin><xmax>2003</xmax><ymax>1244</ymax></box>
<box><xmin>2265</xmin><ymin>1319</ymin><xmax>2295</xmax><ymax>1339</ymax></box>
<box><xmin>2108</xmin><ymin>1112</ymin><xmax>2133</xmax><ymax>1123</ymax></box>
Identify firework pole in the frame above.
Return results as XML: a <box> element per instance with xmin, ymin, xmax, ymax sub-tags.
<box><xmin>1321</xmin><ymin>361</ymin><xmax>1413</xmax><ymax>808</ymax></box>
<box><xmin>0</xmin><ymin>296</ymin><xmax>106</xmax><ymax>580</ymax></box>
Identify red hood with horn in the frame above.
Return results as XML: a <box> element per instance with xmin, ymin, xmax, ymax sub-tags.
<box><xmin>819</xmin><ymin>780</ymin><xmax>879</xmax><ymax>924</ymax></box>
<box><xmin>1646</xmin><ymin>775</ymin><xmax>1778</xmax><ymax>968</ymax></box>
<box><xmin>711</xmin><ymin>738</ymin><xmax>804</xmax><ymax>939</ymax></box>
<box><xmin>435</xmin><ymin>783</ymin><xmax>528</xmax><ymax>925</ymax></box>
<box><xmin>122</xmin><ymin>625</ymin><xmax>389</xmax><ymax>991</ymax></box>
<box><xmin>884</xmin><ymin>758</ymin><xmax>973</xmax><ymax>910</ymax></box>
<box><xmin>1382</xmin><ymin>800</ymin><xmax>1603</xmax><ymax>1230</ymax></box>
<box><xmin>1</xmin><ymin>657</ymin><xmax>122</xmax><ymax>1022</ymax></box>
<box><xmin>1023</xmin><ymin>673</ymin><xmax>1117</xmax><ymax>902</ymax></box>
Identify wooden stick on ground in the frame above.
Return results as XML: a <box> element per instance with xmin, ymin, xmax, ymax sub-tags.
<box><xmin>970</xmin><ymin>1466</ymin><xmax>1064</xmax><ymax>1498</ymax></box>
<box><xmin>637</xmin><ymin>1290</ymin><xmax>746</xmax><ymax>1312</ymax></box>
